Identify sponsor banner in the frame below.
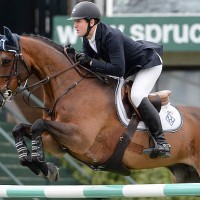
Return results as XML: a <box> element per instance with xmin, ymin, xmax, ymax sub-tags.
<box><xmin>53</xmin><ymin>15</ymin><xmax>200</xmax><ymax>52</ymax></box>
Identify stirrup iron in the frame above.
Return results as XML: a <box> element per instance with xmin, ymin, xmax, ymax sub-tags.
<box><xmin>143</xmin><ymin>143</ymin><xmax>171</xmax><ymax>159</ymax></box>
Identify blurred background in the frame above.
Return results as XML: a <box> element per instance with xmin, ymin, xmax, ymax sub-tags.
<box><xmin>0</xmin><ymin>1</ymin><xmax>200</xmax><ymax>200</ymax></box>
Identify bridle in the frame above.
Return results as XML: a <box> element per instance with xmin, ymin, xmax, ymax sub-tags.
<box><xmin>0</xmin><ymin>37</ymin><xmax>24</xmax><ymax>103</ymax></box>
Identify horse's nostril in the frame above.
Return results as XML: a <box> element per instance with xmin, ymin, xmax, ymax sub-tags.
<box><xmin>7</xmin><ymin>90</ymin><xmax>12</xmax><ymax>96</ymax></box>
<box><xmin>3</xmin><ymin>89</ymin><xmax>12</xmax><ymax>99</ymax></box>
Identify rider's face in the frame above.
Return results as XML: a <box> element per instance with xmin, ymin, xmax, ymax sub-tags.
<box><xmin>73</xmin><ymin>19</ymin><xmax>88</xmax><ymax>37</ymax></box>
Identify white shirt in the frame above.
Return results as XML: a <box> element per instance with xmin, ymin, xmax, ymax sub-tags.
<box><xmin>88</xmin><ymin>27</ymin><xmax>97</xmax><ymax>53</ymax></box>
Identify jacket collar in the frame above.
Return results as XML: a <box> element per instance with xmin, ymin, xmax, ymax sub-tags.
<box><xmin>95</xmin><ymin>22</ymin><xmax>102</xmax><ymax>40</ymax></box>
<box><xmin>95</xmin><ymin>23</ymin><xmax>102</xmax><ymax>53</ymax></box>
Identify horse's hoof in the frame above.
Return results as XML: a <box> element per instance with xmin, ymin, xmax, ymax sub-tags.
<box><xmin>39</xmin><ymin>162</ymin><xmax>59</xmax><ymax>181</ymax></box>
<box><xmin>46</xmin><ymin>162</ymin><xmax>59</xmax><ymax>181</ymax></box>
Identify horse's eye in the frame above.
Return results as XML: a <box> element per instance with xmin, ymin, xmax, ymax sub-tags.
<box><xmin>2</xmin><ymin>58</ymin><xmax>11</xmax><ymax>66</ymax></box>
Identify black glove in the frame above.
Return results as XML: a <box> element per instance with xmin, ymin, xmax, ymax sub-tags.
<box><xmin>76</xmin><ymin>53</ymin><xmax>92</xmax><ymax>68</ymax></box>
<box><xmin>65</xmin><ymin>44</ymin><xmax>75</xmax><ymax>54</ymax></box>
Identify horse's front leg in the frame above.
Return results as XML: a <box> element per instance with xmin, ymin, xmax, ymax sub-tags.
<box><xmin>12</xmin><ymin>123</ymin><xmax>41</xmax><ymax>176</ymax></box>
<box><xmin>30</xmin><ymin>118</ymin><xmax>88</xmax><ymax>181</ymax></box>
<box><xmin>30</xmin><ymin>119</ymin><xmax>67</xmax><ymax>181</ymax></box>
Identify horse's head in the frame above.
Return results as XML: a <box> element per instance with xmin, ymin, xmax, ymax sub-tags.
<box><xmin>0</xmin><ymin>26</ymin><xmax>22</xmax><ymax>106</ymax></box>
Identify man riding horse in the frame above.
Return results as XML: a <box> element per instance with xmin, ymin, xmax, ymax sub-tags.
<box><xmin>67</xmin><ymin>1</ymin><xmax>170</xmax><ymax>158</ymax></box>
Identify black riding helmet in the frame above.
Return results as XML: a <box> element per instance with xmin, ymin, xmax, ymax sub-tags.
<box><xmin>67</xmin><ymin>1</ymin><xmax>101</xmax><ymax>37</ymax></box>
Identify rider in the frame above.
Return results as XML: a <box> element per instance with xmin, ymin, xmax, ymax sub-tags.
<box><xmin>67</xmin><ymin>1</ymin><xmax>170</xmax><ymax>158</ymax></box>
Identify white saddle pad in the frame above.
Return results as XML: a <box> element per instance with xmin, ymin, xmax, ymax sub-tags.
<box><xmin>115</xmin><ymin>78</ymin><xmax>182</xmax><ymax>132</ymax></box>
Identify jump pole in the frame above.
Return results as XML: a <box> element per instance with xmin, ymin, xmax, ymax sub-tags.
<box><xmin>0</xmin><ymin>183</ymin><xmax>200</xmax><ymax>198</ymax></box>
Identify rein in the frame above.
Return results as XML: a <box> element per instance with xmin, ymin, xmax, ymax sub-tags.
<box><xmin>18</xmin><ymin>60</ymin><xmax>85</xmax><ymax>117</ymax></box>
<box><xmin>17</xmin><ymin>53</ymin><xmax>107</xmax><ymax>117</ymax></box>
<box><xmin>16</xmin><ymin>61</ymin><xmax>80</xmax><ymax>94</ymax></box>
<box><xmin>17</xmin><ymin>49</ymin><xmax>107</xmax><ymax>96</ymax></box>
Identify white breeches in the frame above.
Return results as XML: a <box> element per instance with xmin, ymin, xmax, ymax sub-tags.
<box><xmin>130</xmin><ymin>64</ymin><xmax>162</xmax><ymax>107</ymax></box>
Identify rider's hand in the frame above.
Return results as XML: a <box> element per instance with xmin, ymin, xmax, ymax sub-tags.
<box><xmin>65</xmin><ymin>44</ymin><xmax>75</xmax><ymax>54</ymax></box>
<box><xmin>76</xmin><ymin>53</ymin><xmax>92</xmax><ymax>68</ymax></box>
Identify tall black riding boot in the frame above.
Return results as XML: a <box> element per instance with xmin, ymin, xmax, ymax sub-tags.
<box><xmin>137</xmin><ymin>97</ymin><xmax>170</xmax><ymax>158</ymax></box>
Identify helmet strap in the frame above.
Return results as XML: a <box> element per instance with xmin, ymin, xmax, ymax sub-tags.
<box><xmin>83</xmin><ymin>19</ymin><xmax>98</xmax><ymax>38</ymax></box>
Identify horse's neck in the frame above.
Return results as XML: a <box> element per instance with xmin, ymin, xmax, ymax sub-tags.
<box><xmin>20</xmin><ymin>36</ymin><xmax>81</xmax><ymax>104</ymax></box>
<box><xmin>21</xmin><ymin>36</ymin><xmax>76</xmax><ymax>80</ymax></box>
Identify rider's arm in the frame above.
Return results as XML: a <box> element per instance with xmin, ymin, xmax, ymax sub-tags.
<box><xmin>83</xmin><ymin>33</ymin><xmax>125</xmax><ymax>77</ymax></box>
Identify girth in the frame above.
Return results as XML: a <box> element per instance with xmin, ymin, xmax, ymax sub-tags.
<box><xmin>89</xmin><ymin>114</ymin><xmax>140</xmax><ymax>176</ymax></box>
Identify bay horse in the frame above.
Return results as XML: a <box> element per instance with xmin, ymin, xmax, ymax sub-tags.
<box><xmin>0</xmin><ymin>26</ymin><xmax>200</xmax><ymax>183</ymax></box>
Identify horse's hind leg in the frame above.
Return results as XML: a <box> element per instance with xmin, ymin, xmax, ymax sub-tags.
<box><xmin>12</xmin><ymin>123</ymin><xmax>41</xmax><ymax>176</ymax></box>
<box><xmin>167</xmin><ymin>164</ymin><xmax>200</xmax><ymax>183</ymax></box>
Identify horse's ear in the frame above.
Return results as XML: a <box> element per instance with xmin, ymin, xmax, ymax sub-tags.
<box><xmin>3</xmin><ymin>26</ymin><xmax>18</xmax><ymax>47</ymax></box>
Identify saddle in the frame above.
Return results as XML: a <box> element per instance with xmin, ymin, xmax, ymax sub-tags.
<box><xmin>122</xmin><ymin>80</ymin><xmax>171</xmax><ymax>119</ymax></box>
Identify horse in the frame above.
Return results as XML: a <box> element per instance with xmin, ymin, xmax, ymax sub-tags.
<box><xmin>0</xmin><ymin>26</ymin><xmax>200</xmax><ymax>183</ymax></box>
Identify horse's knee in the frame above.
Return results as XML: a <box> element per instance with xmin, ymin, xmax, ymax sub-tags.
<box><xmin>12</xmin><ymin>123</ymin><xmax>25</xmax><ymax>137</ymax></box>
<box><xmin>12</xmin><ymin>123</ymin><xmax>31</xmax><ymax>138</ymax></box>
<box><xmin>31</xmin><ymin>119</ymin><xmax>46</xmax><ymax>134</ymax></box>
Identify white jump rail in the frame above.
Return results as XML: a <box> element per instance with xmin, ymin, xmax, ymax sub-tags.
<box><xmin>0</xmin><ymin>184</ymin><xmax>200</xmax><ymax>198</ymax></box>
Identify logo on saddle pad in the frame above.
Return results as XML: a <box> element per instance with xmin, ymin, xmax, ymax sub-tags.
<box><xmin>115</xmin><ymin>78</ymin><xmax>182</xmax><ymax>132</ymax></box>
<box><xmin>165</xmin><ymin>111</ymin><xmax>176</xmax><ymax>126</ymax></box>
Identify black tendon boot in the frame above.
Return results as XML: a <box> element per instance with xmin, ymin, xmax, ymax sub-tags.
<box><xmin>137</xmin><ymin>97</ymin><xmax>170</xmax><ymax>158</ymax></box>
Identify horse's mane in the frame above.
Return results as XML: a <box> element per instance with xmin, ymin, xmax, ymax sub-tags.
<box><xmin>22</xmin><ymin>34</ymin><xmax>64</xmax><ymax>53</ymax></box>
